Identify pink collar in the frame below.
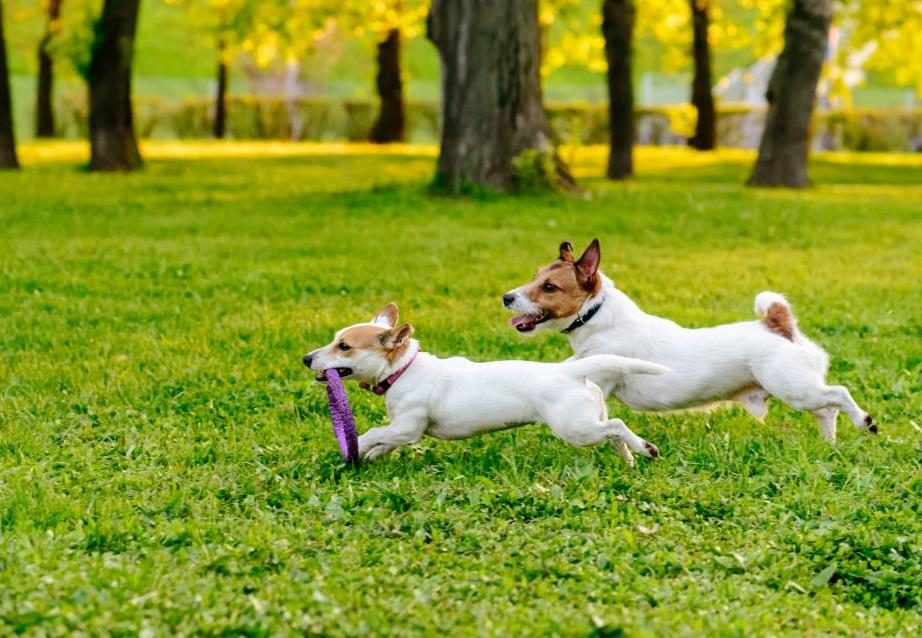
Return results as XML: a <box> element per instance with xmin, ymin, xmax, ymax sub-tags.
<box><xmin>367</xmin><ymin>347</ymin><xmax>419</xmax><ymax>395</ymax></box>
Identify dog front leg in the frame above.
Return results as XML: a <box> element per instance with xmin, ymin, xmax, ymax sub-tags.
<box><xmin>358</xmin><ymin>413</ymin><xmax>427</xmax><ymax>461</ymax></box>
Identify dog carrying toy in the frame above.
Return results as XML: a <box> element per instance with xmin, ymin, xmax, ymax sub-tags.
<box><xmin>321</xmin><ymin>368</ymin><xmax>360</xmax><ymax>465</ymax></box>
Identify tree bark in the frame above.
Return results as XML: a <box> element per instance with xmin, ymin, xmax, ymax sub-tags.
<box><xmin>602</xmin><ymin>0</ymin><xmax>634</xmax><ymax>179</ymax></box>
<box><xmin>213</xmin><ymin>39</ymin><xmax>228</xmax><ymax>139</ymax></box>
<box><xmin>689</xmin><ymin>0</ymin><xmax>715</xmax><ymax>150</ymax></box>
<box><xmin>370</xmin><ymin>28</ymin><xmax>405</xmax><ymax>143</ymax></box>
<box><xmin>36</xmin><ymin>0</ymin><xmax>63</xmax><ymax>138</ymax></box>
<box><xmin>427</xmin><ymin>0</ymin><xmax>575</xmax><ymax>193</ymax></box>
<box><xmin>748</xmin><ymin>0</ymin><xmax>832</xmax><ymax>187</ymax></box>
<box><xmin>88</xmin><ymin>0</ymin><xmax>142</xmax><ymax>172</ymax></box>
<box><xmin>0</xmin><ymin>0</ymin><xmax>17</xmax><ymax>169</ymax></box>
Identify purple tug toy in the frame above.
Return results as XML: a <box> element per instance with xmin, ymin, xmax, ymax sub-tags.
<box><xmin>321</xmin><ymin>368</ymin><xmax>360</xmax><ymax>465</ymax></box>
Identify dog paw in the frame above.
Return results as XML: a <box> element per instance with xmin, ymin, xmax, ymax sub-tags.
<box><xmin>643</xmin><ymin>440</ymin><xmax>659</xmax><ymax>459</ymax></box>
<box><xmin>614</xmin><ymin>441</ymin><xmax>636</xmax><ymax>466</ymax></box>
<box><xmin>864</xmin><ymin>414</ymin><xmax>878</xmax><ymax>435</ymax></box>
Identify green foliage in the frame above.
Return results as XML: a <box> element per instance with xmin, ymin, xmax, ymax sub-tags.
<box><xmin>0</xmin><ymin>143</ymin><xmax>920</xmax><ymax>633</ymax></box>
<box><xmin>845</xmin><ymin>1</ymin><xmax>922</xmax><ymax>96</ymax></box>
<box><xmin>511</xmin><ymin>148</ymin><xmax>564</xmax><ymax>194</ymax></box>
<box><xmin>825</xmin><ymin>108</ymin><xmax>922</xmax><ymax>152</ymax></box>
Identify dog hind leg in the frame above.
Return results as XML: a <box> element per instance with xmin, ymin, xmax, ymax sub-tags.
<box><xmin>585</xmin><ymin>379</ymin><xmax>635</xmax><ymax>463</ymax></box>
<box><xmin>546</xmin><ymin>416</ymin><xmax>659</xmax><ymax>459</ymax></box>
<box><xmin>759</xmin><ymin>377</ymin><xmax>876</xmax><ymax>436</ymax></box>
<box><xmin>813</xmin><ymin>407</ymin><xmax>838</xmax><ymax>443</ymax></box>
<box><xmin>736</xmin><ymin>386</ymin><xmax>771</xmax><ymax>420</ymax></box>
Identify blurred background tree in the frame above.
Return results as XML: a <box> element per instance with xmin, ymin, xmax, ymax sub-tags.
<box><xmin>35</xmin><ymin>0</ymin><xmax>62</xmax><ymax>137</ymax></box>
<box><xmin>87</xmin><ymin>0</ymin><xmax>142</xmax><ymax>171</ymax></box>
<box><xmin>601</xmin><ymin>0</ymin><xmax>635</xmax><ymax>179</ymax></box>
<box><xmin>749</xmin><ymin>0</ymin><xmax>832</xmax><ymax>187</ymax></box>
<box><xmin>338</xmin><ymin>1</ymin><xmax>428</xmax><ymax>143</ymax></box>
<box><xmin>428</xmin><ymin>0</ymin><xmax>575</xmax><ymax>193</ymax></box>
<box><xmin>162</xmin><ymin>0</ymin><xmax>263</xmax><ymax>139</ymax></box>
<box><xmin>0</xmin><ymin>0</ymin><xmax>19</xmax><ymax>168</ymax></box>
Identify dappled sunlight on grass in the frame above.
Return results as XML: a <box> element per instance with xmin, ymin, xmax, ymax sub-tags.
<box><xmin>17</xmin><ymin>140</ymin><xmax>439</xmax><ymax>166</ymax></box>
<box><xmin>18</xmin><ymin>140</ymin><xmax>922</xmax><ymax>190</ymax></box>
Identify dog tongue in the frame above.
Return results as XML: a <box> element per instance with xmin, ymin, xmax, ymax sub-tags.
<box><xmin>510</xmin><ymin>315</ymin><xmax>536</xmax><ymax>328</ymax></box>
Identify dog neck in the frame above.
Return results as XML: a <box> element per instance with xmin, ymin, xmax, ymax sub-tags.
<box><xmin>372</xmin><ymin>340</ymin><xmax>421</xmax><ymax>388</ymax></box>
<box><xmin>563</xmin><ymin>273</ymin><xmax>644</xmax><ymax>351</ymax></box>
<box><xmin>560</xmin><ymin>296</ymin><xmax>605</xmax><ymax>334</ymax></box>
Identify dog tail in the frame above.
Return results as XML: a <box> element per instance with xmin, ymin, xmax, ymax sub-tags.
<box><xmin>563</xmin><ymin>354</ymin><xmax>670</xmax><ymax>379</ymax></box>
<box><xmin>754</xmin><ymin>291</ymin><xmax>798</xmax><ymax>342</ymax></box>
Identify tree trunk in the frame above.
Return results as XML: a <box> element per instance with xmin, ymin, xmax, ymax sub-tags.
<box><xmin>88</xmin><ymin>0</ymin><xmax>142</xmax><ymax>172</ymax></box>
<box><xmin>0</xmin><ymin>0</ymin><xmax>17</xmax><ymax>169</ymax></box>
<box><xmin>36</xmin><ymin>0</ymin><xmax>63</xmax><ymax>138</ymax></box>
<box><xmin>689</xmin><ymin>0</ymin><xmax>715</xmax><ymax>150</ymax></box>
<box><xmin>213</xmin><ymin>40</ymin><xmax>227</xmax><ymax>139</ymax></box>
<box><xmin>748</xmin><ymin>0</ymin><xmax>832</xmax><ymax>187</ymax></box>
<box><xmin>602</xmin><ymin>0</ymin><xmax>635</xmax><ymax>179</ymax></box>
<box><xmin>427</xmin><ymin>0</ymin><xmax>575</xmax><ymax>193</ymax></box>
<box><xmin>370</xmin><ymin>28</ymin><xmax>405</xmax><ymax>144</ymax></box>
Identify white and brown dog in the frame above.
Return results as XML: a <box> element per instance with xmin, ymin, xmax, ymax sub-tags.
<box><xmin>503</xmin><ymin>239</ymin><xmax>877</xmax><ymax>442</ymax></box>
<box><xmin>303</xmin><ymin>303</ymin><xmax>669</xmax><ymax>462</ymax></box>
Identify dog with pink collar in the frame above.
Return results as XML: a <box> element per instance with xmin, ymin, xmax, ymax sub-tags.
<box><xmin>303</xmin><ymin>303</ymin><xmax>669</xmax><ymax>463</ymax></box>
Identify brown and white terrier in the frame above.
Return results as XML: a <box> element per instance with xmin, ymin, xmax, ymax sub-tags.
<box><xmin>304</xmin><ymin>303</ymin><xmax>668</xmax><ymax>462</ymax></box>
<box><xmin>503</xmin><ymin>239</ymin><xmax>877</xmax><ymax>442</ymax></box>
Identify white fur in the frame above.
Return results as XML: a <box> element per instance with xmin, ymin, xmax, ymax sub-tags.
<box><xmin>507</xmin><ymin>273</ymin><xmax>875</xmax><ymax>442</ymax></box>
<box><xmin>307</xmin><ymin>323</ymin><xmax>668</xmax><ymax>462</ymax></box>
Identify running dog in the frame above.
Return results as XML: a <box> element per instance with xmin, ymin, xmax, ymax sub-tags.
<box><xmin>303</xmin><ymin>303</ymin><xmax>668</xmax><ymax>462</ymax></box>
<box><xmin>503</xmin><ymin>239</ymin><xmax>876</xmax><ymax>442</ymax></box>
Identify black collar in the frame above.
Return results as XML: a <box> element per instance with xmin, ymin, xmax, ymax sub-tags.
<box><xmin>561</xmin><ymin>299</ymin><xmax>604</xmax><ymax>334</ymax></box>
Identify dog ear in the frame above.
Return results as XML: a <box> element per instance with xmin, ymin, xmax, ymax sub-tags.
<box><xmin>575</xmin><ymin>238</ymin><xmax>600</xmax><ymax>286</ymax></box>
<box><xmin>372</xmin><ymin>302</ymin><xmax>399</xmax><ymax>327</ymax></box>
<box><xmin>380</xmin><ymin>323</ymin><xmax>414</xmax><ymax>349</ymax></box>
<box><xmin>559</xmin><ymin>241</ymin><xmax>574</xmax><ymax>262</ymax></box>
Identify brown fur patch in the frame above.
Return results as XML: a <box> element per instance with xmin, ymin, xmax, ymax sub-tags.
<box><xmin>523</xmin><ymin>260</ymin><xmax>602</xmax><ymax>319</ymax></box>
<box><xmin>382</xmin><ymin>324</ymin><xmax>414</xmax><ymax>363</ymax></box>
<box><xmin>763</xmin><ymin>303</ymin><xmax>795</xmax><ymax>341</ymax></box>
<box><xmin>340</xmin><ymin>324</ymin><xmax>389</xmax><ymax>348</ymax></box>
<box><xmin>328</xmin><ymin>323</ymin><xmax>413</xmax><ymax>364</ymax></box>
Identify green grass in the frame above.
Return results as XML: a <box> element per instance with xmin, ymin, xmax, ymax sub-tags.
<box><xmin>1</xmin><ymin>143</ymin><xmax>920</xmax><ymax>635</ymax></box>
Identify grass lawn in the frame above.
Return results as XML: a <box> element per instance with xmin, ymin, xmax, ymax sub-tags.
<box><xmin>1</xmin><ymin>143</ymin><xmax>920</xmax><ymax>635</ymax></box>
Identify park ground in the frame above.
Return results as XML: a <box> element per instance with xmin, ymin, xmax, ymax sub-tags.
<box><xmin>0</xmin><ymin>143</ymin><xmax>920</xmax><ymax>635</ymax></box>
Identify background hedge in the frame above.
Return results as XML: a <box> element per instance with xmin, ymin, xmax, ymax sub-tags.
<box><xmin>54</xmin><ymin>94</ymin><xmax>922</xmax><ymax>152</ymax></box>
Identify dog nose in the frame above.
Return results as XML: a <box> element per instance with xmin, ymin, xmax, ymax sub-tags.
<box><xmin>302</xmin><ymin>354</ymin><xmax>313</xmax><ymax>368</ymax></box>
<box><xmin>503</xmin><ymin>293</ymin><xmax>516</xmax><ymax>307</ymax></box>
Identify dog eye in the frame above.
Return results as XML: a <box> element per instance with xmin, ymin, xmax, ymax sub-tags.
<box><xmin>337</xmin><ymin>342</ymin><xmax>351</xmax><ymax>351</ymax></box>
<box><xmin>542</xmin><ymin>282</ymin><xmax>558</xmax><ymax>293</ymax></box>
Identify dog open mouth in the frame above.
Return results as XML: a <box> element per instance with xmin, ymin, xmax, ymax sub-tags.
<box><xmin>509</xmin><ymin>313</ymin><xmax>550</xmax><ymax>333</ymax></box>
<box><xmin>316</xmin><ymin>367</ymin><xmax>354</xmax><ymax>382</ymax></box>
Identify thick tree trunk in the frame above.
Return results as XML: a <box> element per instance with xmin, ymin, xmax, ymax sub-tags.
<box><xmin>602</xmin><ymin>0</ymin><xmax>634</xmax><ymax>179</ymax></box>
<box><xmin>748</xmin><ymin>0</ymin><xmax>832</xmax><ymax>187</ymax></box>
<box><xmin>427</xmin><ymin>0</ymin><xmax>575</xmax><ymax>193</ymax></box>
<box><xmin>213</xmin><ymin>40</ymin><xmax>228</xmax><ymax>139</ymax></box>
<box><xmin>370</xmin><ymin>28</ymin><xmax>405</xmax><ymax>144</ymax></box>
<box><xmin>0</xmin><ymin>0</ymin><xmax>17</xmax><ymax>169</ymax></box>
<box><xmin>36</xmin><ymin>0</ymin><xmax>63</xmax><ymax>138</ymax></box>
<box><xmin>88</xmin><ymin>0</ymin><xmax>142</xmax><ymax>172</ymax></box>
<box><xmin>689</xmin><ymin>0</ymin><xmax>715</xmax><ymax>150</ymax></box>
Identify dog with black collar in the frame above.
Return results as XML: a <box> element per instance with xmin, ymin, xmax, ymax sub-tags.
<box><xmin>503</xmin><ymin>239</ymin><xmax>877</xmax><ymax>442</ymax></box>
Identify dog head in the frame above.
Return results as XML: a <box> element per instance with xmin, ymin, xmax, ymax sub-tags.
<box><xmin>303</xmin><ymin>303</ymin><xmax>415</xmax><ymax>382</ymax></box>
<box><xmin>503</xmin><ymin>239</ymin><xmax>602</xmax><ymax>333</ymax></box>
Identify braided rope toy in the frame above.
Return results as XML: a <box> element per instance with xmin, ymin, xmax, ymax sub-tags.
<box><xmin>321</xmin><ymin>368</ymin><xmax>360</xmax><ymax>465</ymax></box>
